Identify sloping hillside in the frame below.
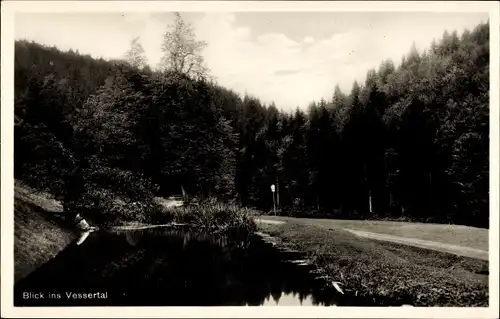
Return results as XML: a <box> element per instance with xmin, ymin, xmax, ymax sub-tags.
<box><xmin>14</xmin><ymin>181</ymin><xmax>75</xmax><ymax>283</ymax></box>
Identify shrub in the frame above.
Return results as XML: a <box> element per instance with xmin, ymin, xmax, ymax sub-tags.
<box><xmin>84</xmin><ymin>166</ymin><xmax>156</xmax><ymax>202</ymax></box>
<box><xmin>74</xmin><ymin>188</ymin><xmax>144</xmax><ymax>226</ymax></box>
<box><xmin>71</xmin><ymin>165</ymin><xmax>161</xmax><ymax>227</ymax></box>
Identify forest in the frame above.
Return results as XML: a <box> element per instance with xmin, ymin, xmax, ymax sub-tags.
<box><xmin>14</xmin><ymin>15</ymin><xmax>490</xmax><ymax>228</ymax></box>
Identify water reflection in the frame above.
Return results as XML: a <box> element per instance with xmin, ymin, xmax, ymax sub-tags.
<box><xmin>260</xmin><ymin>292</ymin><xmax>318</xmax><ymax>306</ymax></box>
<box><xmin>15</xmin><ymin>227</ymin><xmax>361</xmax><ymax>307</ymax></box>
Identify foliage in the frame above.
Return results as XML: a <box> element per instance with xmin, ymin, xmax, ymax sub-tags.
<box><xmin>158</xmin><ymin>12</ymin><xmax>209</xmax><ymax>79</ymax></box>
<box><xmin>124</xmin><ymin>37</ymin><xmax>148</xmax><ymax>70</ymax></box>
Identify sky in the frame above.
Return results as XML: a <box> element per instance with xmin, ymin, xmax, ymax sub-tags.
<box><xmin>15</xmin><ymin>11</ymin><xmax>489</xmax><ymax>110</ymax></box>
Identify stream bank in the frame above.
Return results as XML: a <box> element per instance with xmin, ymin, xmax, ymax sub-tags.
<box><xmin>256</xmin><ymin>220</ymin><xmax>489</xmax><ymax>307</ymax></box>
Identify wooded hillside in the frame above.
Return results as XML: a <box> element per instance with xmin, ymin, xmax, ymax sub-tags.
<box><xmin>14</xmin><ymin>20</ymin><xmax>490</xmax><ymax>227</ymax></box>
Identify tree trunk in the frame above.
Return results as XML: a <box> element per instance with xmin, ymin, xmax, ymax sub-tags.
<box><xmin>364</xmin><ymin>163</ymin><xmax>371</xmax><ymax>213</ymax></box>
<box><xmin>368</xmin><ymin>189</ymin><xmax>373</xmax><ymax>213</ymax></box>
<box><xmin>428</xmin><ymin>173</ymin><xmax>432</xmax><ymax>212</ymax></box>
<box><xmin>181</xmin><ymin>184</ymin><xmax>187</xmax><ymax>200</ymax></box>
<box><xmin>276</xmin><ymin>176</ymin><xmax>280</xmax><ymax>208</ymax></box>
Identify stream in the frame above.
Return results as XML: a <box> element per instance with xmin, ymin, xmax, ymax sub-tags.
<box><xmin>14</xmin><ymin>227</ymin><xmax>374</xmax><ymax>307</ymax></box>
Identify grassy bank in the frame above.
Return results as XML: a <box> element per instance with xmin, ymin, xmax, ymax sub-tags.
<box><xmin>14</xmin><ymin>182</ymin><xmax>75</xmax><ymax>283</ymax></box>
<box><xmin>261</xmin><ymin>215</ymin><xmax>489</xmax><ymax>251</ymax></box>
<box><xmin>257</xmin><ymin>221</ymin><xmax>489</xmax><ymax>307</ymax></box>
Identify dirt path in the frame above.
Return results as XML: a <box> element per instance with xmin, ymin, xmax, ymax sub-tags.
<box><xmin>344</xmin><ymin>229</ymin><xmax>488</xmax><ymax>260</ymax></box>
<box><xmin>258</xmin><ymin>217</ymin><xmax>489</xmax><ymax>261</ymax></box>
<box><xmin>255</xmin><ymin>218</ymin><xmax>285</xmax><ymax>225</ymax></box>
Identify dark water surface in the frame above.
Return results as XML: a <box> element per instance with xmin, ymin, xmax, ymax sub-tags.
<box><xmin>14</xmin><ymin>227</ymin><xmax>370</xmax><ymax>307</ymax></box>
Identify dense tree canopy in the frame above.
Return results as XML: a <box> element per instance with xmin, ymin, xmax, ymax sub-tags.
<box><xmin>14</xmin><ymin>16</ymin><xmax>490</xmax><ymax>228</ymax></box>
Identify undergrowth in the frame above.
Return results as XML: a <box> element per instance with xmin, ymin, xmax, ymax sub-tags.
<box><xmin>149</xmin><ymin>197</ymin><xmax>258</xmax><ymax>236</ymax></box>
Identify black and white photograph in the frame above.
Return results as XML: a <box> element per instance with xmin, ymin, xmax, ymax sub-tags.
<box><xmin>1</xmin><ymin>1</ymin><xmax>499</xmax><ymax>317</ymax></box>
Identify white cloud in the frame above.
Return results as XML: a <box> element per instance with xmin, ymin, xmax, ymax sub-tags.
<box><xmin>302</xmin><ymin>36</ymin><xmax>315</xmax><ymax>44</ymax></box>
<box><xmin>193</xmin><ymin>13</ymin><xmax>334</xmax><ymax>108</ymax></box>
<box><xmin>257</xmin><ymin>33</ymin><xmax>299</xmax><ymax>48</ymax></box>
<box><xmin>191</xmin><ymin>12</ymin><xmax>488</xmax><ymax>109</ymax></box>
<box><xmin>192</xmin><ymin>13</ymin><xmax>372</xmax><ymax>108</ymax></box>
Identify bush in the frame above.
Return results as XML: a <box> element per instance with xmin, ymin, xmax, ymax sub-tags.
<box><xmin>58</xmin><ymin>160</ymin><xmax>164</xmax><ymax>226</ymax></box>
<box><xmin>15</xmin><ymin>124</ymin><xmax>71</xmax><ymax>200</ymax></box>
<box><xmin>74</xmin><ymin>188</ymin><xmax>147</xmax><ymax>226</ymax></box>
<box><xmin>84</xmin><ymin>166</ymin><xmax>157</xmax><ymax>202</ymax></box>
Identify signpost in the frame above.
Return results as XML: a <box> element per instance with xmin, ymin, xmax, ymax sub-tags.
<box><xmin>271</xmin><ymin>184</ymin><xmax>276</xmax><ymax>216</ymax></box>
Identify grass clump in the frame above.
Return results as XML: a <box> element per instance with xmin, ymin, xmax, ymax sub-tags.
<box><xmin>151</xmin><ymin>197</ymin><xmax>258</xmax><ymax>236</ymax></box>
